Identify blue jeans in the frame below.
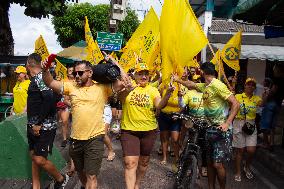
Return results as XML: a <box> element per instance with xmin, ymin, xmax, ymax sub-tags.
<box><xmin>260</xmin><ymin>101</ymin><xmax>280</xmax><ymax>130</ymax></box>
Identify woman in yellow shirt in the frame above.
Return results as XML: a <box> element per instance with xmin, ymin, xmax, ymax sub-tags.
<box><xmin>12</xmin><ymin>66</ymin><xmax>30</xmax><ymax>114</ymax></box>
<box><xmin>233</xmin><ymin>78</ymin><xmax>262</xmax><ymax>182</ymax></box>
<box><xmin>119</xmin><ymin>62</ymin><xmax>174</xmax><ymax>189</ymax></box>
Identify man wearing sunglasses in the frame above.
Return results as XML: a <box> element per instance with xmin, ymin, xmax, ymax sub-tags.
<box><xmin>42</xmin><ymin>58</ymin><xmax>130</xmax><ymax>189</ymax></box>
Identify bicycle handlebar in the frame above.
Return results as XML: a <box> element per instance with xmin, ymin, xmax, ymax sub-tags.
<box><xmin>171</xmin><ymin>113</ymin><xmax>213</xmax><ymax>129</ymax></box>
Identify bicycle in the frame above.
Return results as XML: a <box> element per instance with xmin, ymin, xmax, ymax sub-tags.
<box><xmin>172</xmin><ymin>113</ymin><xmax>221</xmax><ymax>189</ymax></box>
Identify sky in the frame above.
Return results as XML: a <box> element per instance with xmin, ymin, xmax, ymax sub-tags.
<box><xmin>9</xmin><ymin>0</ymin><xmax>163</xmax><ymax>56</ymax></box>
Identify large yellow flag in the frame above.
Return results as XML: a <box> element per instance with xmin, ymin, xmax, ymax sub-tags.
<box><xmin>85</xmin><ymin>16</ymin><xmax>104</xmax><ymax>64</ymax></box>
<box><xmin>160</xmin><ymin>0</ymin><xmax>209</xmax><ymax>83</ymax></box>
<box><xmin>119</xmin><ymin>7</ymin><xmax>160</xmax><ymax>72</ymax></box>
<box><xmin>34</xmin><ymin>35</ymin><xmax>67</xmax><ymax>79</ymax></box>
<box><xmin>221</xmin><ymin>30</ymin><xmax>242</xmax><ymax>71</ymax></box>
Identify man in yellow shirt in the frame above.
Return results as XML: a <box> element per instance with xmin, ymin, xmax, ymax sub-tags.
<box><xmin>12</xmin><ymin>66</ymin><xmax>30</xmax><ymax>114</ymax></box>
<box><xmin>174</xmin><ymin>62</ymin><xmax>239</xmax><ymax>189</ymax></box>
<box><xmin>42</xmin><ymin>59</ymin><xmax>129</xmax><ymax>189</ymax></box>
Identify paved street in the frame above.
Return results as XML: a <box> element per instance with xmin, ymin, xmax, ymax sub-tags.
<box><xmin>62</xmin><ymin>135</ymin><xmax>284</xmax><ymax>189</ymax></box>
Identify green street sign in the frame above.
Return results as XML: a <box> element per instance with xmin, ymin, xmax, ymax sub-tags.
<box><xmin>97</xmin><ymin>32</ymin><xmax>123</xmax><ymax>51</ymax></box>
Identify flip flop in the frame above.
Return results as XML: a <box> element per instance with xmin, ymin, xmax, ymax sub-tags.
<box><xmin>107</xmin><ymin>152</ymin><xmax>116</xmax><ymax>161</ymax></box>
<box><xmin>160</xmin><ymin>160</ymin><xmax>167</xmax><ymax>165</ymax></box>
<box><xmin>234</xmin><ymin>175</ymin><xmax>241</xmax><ymax>182</ymax></box>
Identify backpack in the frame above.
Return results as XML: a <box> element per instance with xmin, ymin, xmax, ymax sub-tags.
<box><xmin>92</xmin><ymin>60</ymin><xmax>121</xmax><ymax>84</ymax></box>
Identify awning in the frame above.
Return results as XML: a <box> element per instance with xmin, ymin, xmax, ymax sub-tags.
<box><xmin>212</xmin><ymin>43</ymin><xmax>284</xmax><ymax>61</ymax></box>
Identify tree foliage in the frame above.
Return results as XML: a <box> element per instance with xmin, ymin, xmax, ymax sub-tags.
<box><xmin>52</xmin><ymin>3</ymin><xmax>140</xmax><ymax>48</ymax></box>
<box><xmin>0</xmin><ymin>0</ymin><xmax>76</xmax><ymax>55</ymax></box>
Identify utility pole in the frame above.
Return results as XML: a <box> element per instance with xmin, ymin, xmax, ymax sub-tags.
<box><xmin>109</xmin><ymin>0</ymin><xmax>127</xmax><ymax>33</ymax></box>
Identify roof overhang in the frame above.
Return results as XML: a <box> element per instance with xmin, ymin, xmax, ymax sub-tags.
<box><xmin>212</xmin><ymin>43</ymin><xmax>284</xmax><ymax>61</ymax></box>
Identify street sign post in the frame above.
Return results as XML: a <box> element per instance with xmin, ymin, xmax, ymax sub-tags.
<box><xmin>97</xmin><ymin>32</ymin><xmax>123</xmax><ymax>51</ymax></box>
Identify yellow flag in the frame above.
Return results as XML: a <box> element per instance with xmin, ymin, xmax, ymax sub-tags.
<box><xmin>211</xmin><ymin>49</ymin><xmax>221</xmax><ymax>71</ymax></box>
<box><xmin>34</xmin><ymin>35</ymin><xmax>67</xmax><ymax>79</ymax></box>
<box><xmin>221</xmin><ymin>30</ymin><xmax>242</xmax><ymax>71</ymax></box>
<box><xmin>147</xmin><ymin>34</ymin><xmax>161</xmax><ymax>72</ymax></box>
<box><xmin>34</xmin><ymin>35</ymin><xmax>49</xmax><ymax>60</ymax></box>
<box><xmin>188</xmin><ymin>58</ymin><xmax>200</xmax><ymax>68</ymax></box>
<box><xmin>55</xmin><ymin>59</ymin><xmax>67</xmax><ymax>80</ymax></box>
<box><xmin>160</xmin><ymin>0</ymin><xmax>209</xmax><ymax>83</ymax></box>
<box><xmin>119</xmin><ymin>7</ymin><xmax>160</xmax><ymax>72</ymax></box>
<box><xmin>85</xmin><ymin>16</ymin><xmax>104</xmax><ymax>64</ymax></box>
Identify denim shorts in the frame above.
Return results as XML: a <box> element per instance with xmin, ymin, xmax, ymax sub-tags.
<box><xmin>158</xmin><ymin>112</ymin><xmax>181</xmax><ymax>132</ymax></box>
<box><xmin>260</xmin><ymin>101</ymin><xmax>280</xmax><ymax>130</ymax></box>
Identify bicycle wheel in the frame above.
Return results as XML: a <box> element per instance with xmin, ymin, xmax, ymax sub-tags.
<box><xmin>174</xmin><ymin>154</ymin><xmax>198</xmax><ymax>189</ymax></box>
<box><xmin>4</xmin><ymin>106</ymin><xmax>13</xmax><ymax>119</ymax></box>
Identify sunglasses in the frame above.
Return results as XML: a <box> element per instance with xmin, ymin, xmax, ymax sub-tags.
<box><xmin>72</xmin><ymin>70</ymin><xmax>90</xmax><ymax>77</ymax></box>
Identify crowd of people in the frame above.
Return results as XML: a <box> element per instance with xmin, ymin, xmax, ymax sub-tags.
<box><xmin>8</xmin><ymin>52</ymin><xmax>284</xmax><ymax>189</ymax></box>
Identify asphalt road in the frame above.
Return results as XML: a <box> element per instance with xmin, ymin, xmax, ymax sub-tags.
<box><xmin>63</xmin><ymin>135</ymin><xmax>284</xmax><ymax>189</ymax></box>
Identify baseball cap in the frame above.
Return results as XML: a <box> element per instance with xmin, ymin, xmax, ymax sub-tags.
<box><xmin>245</xmin><ymin>77</ymin><xmax>257</xmax><ymax>85</ymax></box>
<box><xmin>134</xmin><ymin>62</ymin><xmax>149</xmax><ymax>73</ymax></box>
<box><xmin>14</xmin><ymin>66</ymin><xmax>27</xmax><ymax>74</ymax></box>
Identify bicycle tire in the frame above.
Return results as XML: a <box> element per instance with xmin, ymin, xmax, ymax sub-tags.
<box><xmin>4</xmin><ymin>106</ymin><xmax>13</xmax><ymax>119</ymax></box>
<box><xmin>174</xmin><ymin>154</ymin><xmax>198</xmax><ymax>189</ymax></box>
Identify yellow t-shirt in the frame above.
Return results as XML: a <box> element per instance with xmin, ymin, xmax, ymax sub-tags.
<box><xmin>121</xmin><ymin>85</ymin><xmax>160</xmax><ymax>131</ymax></box>
<box><xmin>196</xmin><ymin>78</ymin><xmax>232</xmax><ymax>125</ymax></box>
<box><xmin>63</xmin><ymin>81</ymin><xmax>112</xmax><ymax>140</ymax></box>
<box><xmin>183</xmin><ymin>89</ymin><xmax>204</xmax><ymax>117</ymax></box>
<box><xmin>12</xmin><ymin>80</ymin><xmax>30</xmax><ymax>114</ymax></box>
<box><xmin>235</xmin><ymin>93</ymin><xmax>261</xmax><ymax>120</ymax></box>
<box><xmin>160</xmin><ymin>84</ymin><xmax>181</xmax><ymax>114</ymax></box>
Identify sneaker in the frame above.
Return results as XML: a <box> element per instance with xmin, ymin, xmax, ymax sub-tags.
<box><xmin>54</xmin><ymin>174</ymin><xmax>70</xmax><ymax>189</ymax></box>
<box><xmin>243</xmin><ymin>166</ymin><xmax>254</xmax><ymax>179</ymax></box>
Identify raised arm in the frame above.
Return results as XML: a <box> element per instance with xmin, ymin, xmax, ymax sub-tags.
<box><xmin>173</xmin><ymin>74</ymin><xmax>197</xmax><ymax>90</ymax></box>
<box><xmin>41</xmin><ymin>59</ymin><xmax>63</xmax><ymax>94</ymax></box>
<box><xmin>154</xmin><ymin>85</ymin><xmax>175</xmax><ymax>110</ymax></box>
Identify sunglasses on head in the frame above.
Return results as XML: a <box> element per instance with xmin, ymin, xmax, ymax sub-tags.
<box><xmin>72</xmin><ymin>70</ymin><xmax>90</xmax><ymax>77</ymax></box>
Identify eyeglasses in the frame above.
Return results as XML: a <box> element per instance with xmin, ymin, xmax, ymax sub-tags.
<box><xmin>72</xmin><ymin>70</ymin><xmax>90</xmax><ymax>77</ymax></box>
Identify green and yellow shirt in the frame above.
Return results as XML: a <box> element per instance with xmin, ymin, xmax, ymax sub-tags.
<box><xmin>196</xmin><ymin>78</ymin><xmax>232</xmax><ymax>125</ymax></box>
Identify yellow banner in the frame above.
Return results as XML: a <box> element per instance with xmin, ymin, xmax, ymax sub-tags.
<box><xmin>221</xmin><ymin>30</ymin><xmax>242</xmax><ymax>71</ymax></box>
<box><xmin>84</xmin><ymin>16</ymin><xmax>104</xmax><ymax>64</ymax></box>
<box><xmin>119</xmin><ymin>7</ymin><xmax>160</xmax><ymax>72</ymax></box>
<box><xmin>211</xmin><ymin>49</ymin><xmax>220</xmax><ymax>71</ymax></box>
<box><xmin>34</xmin><ymin>35</ymin><xmax>67</xmax><ymax>79</ymax></box>
<box><xmin>55</xmin><ymin>59</ymin><xmax>67</xmax><ymax>80</ymax></box>
<box><xmin>34</xmin><ymin>35</ymin><xmax>49</xmax><ymax>60</ymax></box>
<box><xmin>160</xmin><ymin>0</ymin><xmax>209</xmax><ymax>83</ymax></box>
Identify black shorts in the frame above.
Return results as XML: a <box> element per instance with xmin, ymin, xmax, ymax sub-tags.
<box><xmin>27</xmin><ymin>126</ymin><xmax>56</xmax><ymax>158</ymax></box>
<box><xmin>158</xmin><ymin>112</ymin><xmax>181</xmax><ymax>132</ymax></box>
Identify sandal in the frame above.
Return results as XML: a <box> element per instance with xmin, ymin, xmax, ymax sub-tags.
<box><xmin>201</xmin><ymin>167</ymin><xmax>207</xmax><ymax>177</ymax></box>
<box><xmin>234</xmin><ymin>175</ymin><xmax>241</xmax><ymax>182</ymax></box>
<box><xmin>107</xmin><ymin>152</ymin><xmax>116</xmax><ymax>161</ymax></box>
<box><xmin>244</xmin><ymin>166</ymin><xmax>254</xmax><ymax>179</ymax></box>
<box><xmin>160</xmin><ymin>160</ymin><xmax>167</xmax><ymax>165</ymax></box>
